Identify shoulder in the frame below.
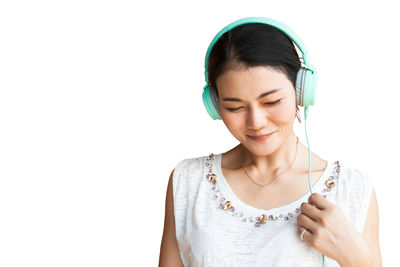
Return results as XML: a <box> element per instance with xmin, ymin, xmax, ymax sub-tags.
<box><xmin>335</xmin><ymin>161</ymin><xmax>374</xmax><ymax>233</ymax></box>
<box><xmin>171</xmin><ymin>153</ymin><xmax>214</xmax><ymax>220</ymax></box>
<box><xmin>337</xmin><ymin>162</ymin><xmax>373</xmax><ymax>192</ymax></box>
<box><xmin>172</xmin><ymin>154</ymin><xmax>210</xmax><ymax>177</ymax></box>
<box><xmin>171</xmin><ymin>153</ymin><xmax>213</xmax><ymax>191</ymax></box>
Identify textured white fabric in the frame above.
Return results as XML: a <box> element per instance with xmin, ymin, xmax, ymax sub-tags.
<box><xmin>172</xmin><ymin>153</ymin><xmax>373</xmax><ymax>267</ymax></box>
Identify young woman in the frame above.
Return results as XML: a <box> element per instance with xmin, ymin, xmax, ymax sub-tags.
<box><xmin>159</xmin><ymin>17</ymin><xmax>382</xmax><ymax>267</ymax></box>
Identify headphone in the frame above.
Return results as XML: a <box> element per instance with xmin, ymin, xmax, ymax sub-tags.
<box><xmin>202</xmin><ymin>16</ymin><xmax>317</xmax><ymax>120</ymax></box>
<box><xmin>201</xmin><ymin>17</ymin><xmax>326</xmax><ymax>267</ymax></box>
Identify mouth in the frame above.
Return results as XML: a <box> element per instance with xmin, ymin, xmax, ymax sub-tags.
<box><xmin>247</xmin><ymin>132</ymin><xmax>275</xmax><ymax>142</ymax></box>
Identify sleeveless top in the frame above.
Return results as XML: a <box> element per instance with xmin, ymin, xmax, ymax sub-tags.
<box><xmin>172</xmin><ymin>153</ymin><xmax>373</xmax><ymax>267</ymax></box>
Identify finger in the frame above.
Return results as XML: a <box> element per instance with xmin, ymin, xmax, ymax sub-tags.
<box><xmin>300</xmin><ymin>202</ymin><xmax>322</xmax><ymax>222</ymax></box>
<box><xmin>308</xmin><ymin>193</ymin><xmax>331</xmax><ymax>210</ymax></box>
<box><xmin>297</xmin><ymin>212</ymin><xmax>318</xmax><ymax>234</ymax></box>
<box><xmin>298</xmin><ymin>227</ymin><xmax>311</xmax><ymax>242</ymax></box>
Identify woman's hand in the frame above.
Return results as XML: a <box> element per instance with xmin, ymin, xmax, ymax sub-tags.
<box><xmin>297</xmin><ymin>193</ymin><xmax>372</xmax><ymax>267</ymax></box>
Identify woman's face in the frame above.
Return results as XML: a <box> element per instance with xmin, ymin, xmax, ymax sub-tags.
<box><xmin>216</xmin><ymin>66</ymin><xmax>297</xmax><ymax>156</ymax></box>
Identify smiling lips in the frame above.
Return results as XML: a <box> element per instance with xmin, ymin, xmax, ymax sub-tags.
<box><xmin>247</xmin><ymin>132</ymin><xmax>275</xmax><ymax>142</ymax></box>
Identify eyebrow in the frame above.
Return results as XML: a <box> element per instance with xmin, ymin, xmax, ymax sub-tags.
<box><xmin>222</xmin><ymin>88</ymin><xmax>282</xmax><ymax>102</ymax></box>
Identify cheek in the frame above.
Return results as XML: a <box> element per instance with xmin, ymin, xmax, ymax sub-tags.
<box><xmin>221</xmin><ymin>112</ymin><xmax>243</xmax><ymax>130</ymax></box>
<box><xmin>269</xmin><ymin>101</ymin><xmax>296</xmax><ymax>123</ymax></box>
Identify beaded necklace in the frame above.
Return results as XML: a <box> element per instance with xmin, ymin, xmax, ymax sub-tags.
<box><xmin>205</xmin><ymin>153</ymin><xmax>340</xmax><ymax>228</ymax></box>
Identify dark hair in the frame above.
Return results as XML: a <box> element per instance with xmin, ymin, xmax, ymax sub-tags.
<box><xmin>207</xmin><ymin>23</ymin><xmax>302</xmax><ymax>122</ymax></box>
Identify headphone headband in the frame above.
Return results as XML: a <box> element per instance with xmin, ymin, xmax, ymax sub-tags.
<box><xmin>204</xmin><ymin>17</ymin><xmax>314</xmax><ymax>83</ymax></box>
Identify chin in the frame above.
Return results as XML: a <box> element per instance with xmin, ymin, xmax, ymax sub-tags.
<box><xmin>247</xmin><ymin>145</ymin><xmax>279</xmax><ymax>157</ymax></box>
<box><xmin>241</xmin><ymin>137</ymin><xmax>281</xmax><ymax>156</ymax></box>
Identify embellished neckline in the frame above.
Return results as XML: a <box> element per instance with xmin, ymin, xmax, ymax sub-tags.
<box><xmin>204</xmin><ymin>153</ymin><xmax>340</xmax><ymax>227</ymax></box>
<box><xmin>215</xmin><ymin>153</ymin><xmax>331</xmax><ymax>214</ymax></box>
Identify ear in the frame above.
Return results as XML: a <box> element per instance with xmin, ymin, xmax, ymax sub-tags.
<box><xmin>295</xmin><ymin>106</ymin><xmax>301</xmax><ymax>123</ymax></box>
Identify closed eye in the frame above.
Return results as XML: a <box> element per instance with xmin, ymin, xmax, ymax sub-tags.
<box><xmin>264</xmin><ymin>99</ymin><xmax>281</xmax><ymax>106</ymax></box>
<box><xmin>226</xmin><ymin>99</ymin><xmax>282</xmax><ymax>112</ymax></box>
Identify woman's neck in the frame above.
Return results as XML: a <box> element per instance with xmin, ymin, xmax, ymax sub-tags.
<box><xmin>239</xmin><ymin>132</ymin><xmax>299</xmax><ymax>177</ymax></box>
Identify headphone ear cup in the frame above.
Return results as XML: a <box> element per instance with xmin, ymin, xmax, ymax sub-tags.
<box><xmin>303</xmin><ymin>68</ymin><xmax>317</xmax><ymax>107</ymax></box>
<box><xmin>202</xmin><ymin>84</ymin><xmax>222</xmax><ymax>120</ymax></box>
<box><xmin>295</xmin><ymin>67</ymin><xmax>317</xmax><ymax>107</ymax></box>
<box><xmin>295</xmin><ymin>67</ymin><xmax>306</xmax><ymax>106</ymax></box>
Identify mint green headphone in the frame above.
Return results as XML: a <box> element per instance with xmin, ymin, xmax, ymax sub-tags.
<box><xmin>202</xmin><ymin>17</ymin><xmax>317</xmax><ymax>120</ymax></box>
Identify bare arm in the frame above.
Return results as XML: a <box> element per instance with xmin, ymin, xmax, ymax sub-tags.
<box><xmin>158</xmin><ymin>169</ymin><xmax>185</xmax><ymax>267</ymax></box>
<box><xmin>360</xmin><ymin>187</ymin><xmax>382</xmax><ymax>267</ymax></box>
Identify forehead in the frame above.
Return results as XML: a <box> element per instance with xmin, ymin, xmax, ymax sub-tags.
<box><xmin>216</xmin><ymin>66</ymin><xmax>292</xmax><ymax>97</ymax></box>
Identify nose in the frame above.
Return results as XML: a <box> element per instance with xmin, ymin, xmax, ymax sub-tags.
<box><xmin>246</xmin><ymin>105</ymin><xmax>268</xmax><ymax>131</ymax></box>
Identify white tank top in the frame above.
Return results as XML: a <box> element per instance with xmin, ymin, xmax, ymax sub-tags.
<box><xmin>172</xmin><ymin>153</ymin><xmax>373</xmax><ymax>267</ymax></box>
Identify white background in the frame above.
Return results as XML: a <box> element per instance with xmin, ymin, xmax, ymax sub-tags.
<box><xmin>0</xmin><ymin>0</ymin><xmax>397</xmax><ymax>266</ymax></box>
